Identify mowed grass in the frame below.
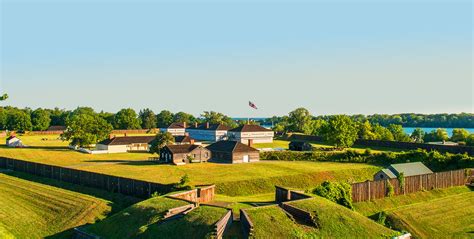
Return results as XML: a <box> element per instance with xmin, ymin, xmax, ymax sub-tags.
<box><xmin>86</xmin><ymin>196</ymin><xmax>190</xmax><ymax>239</ymax></box>
<box><xmin>0</xmin><ymin>134</ymin><xmax>380</xmax><ymax>196</ymax></box>
<box><xmin>0</xmin><ymin>173</ymin><xmax>112</xmax><ymax>239</ymax></box>
<box><xmin>354</xmin><ymin>186</ymin><xmax>474</xmax><ymax>238</ymax></box>
<box><xmin>288</xmin><ymin>197</ymin><xmax>397</xmax><ymax>238</ymax></box>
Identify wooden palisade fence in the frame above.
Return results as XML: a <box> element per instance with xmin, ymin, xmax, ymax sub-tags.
<box><xmin>352</xmin><ymin>169</ymin><xmax>470</xmax><ymax>202</ymax></box>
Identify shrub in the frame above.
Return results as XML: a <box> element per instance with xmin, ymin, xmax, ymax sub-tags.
<box><xmin>397</xmin><ymin>172</ymin><xmax>405</xmax><ymax>193</ymax></box>
<box><xmin>386</xmin><ymin>180</ymin><xmax>394</xmax><ymax>197</ymax></box>
<box><xmin>312</xmin><ymin>181</ymin><xmax>353</xmax><ymax>210</ymax></box>
<box><xmin>174</xmin><ymin>174</ymin><xmax>192</xmax><ymax>190</ymax></box>
<box><xmin>376</xmin><ymin>211</ymin><xmax>387</xmax><ymax>226</ymax></box>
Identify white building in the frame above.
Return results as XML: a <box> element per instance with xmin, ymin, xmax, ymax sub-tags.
<box><xmin>160</xmin><ymin>122</ymin><xmax>187</xmax><ymax>136</ymax></box>
<box><xmin>95</xmin><ymin>135</ymin><xmax>156</xmax><ymax>153</ymax></box>
<box><xmin>185</xmin><ymin>122</ymin><xmax>230</xmax><ymax>142</ymax></box>
<box><xmin>227</xmin><ymin>124</ymin><xmax>274</xmax><ymax>144</ymax></box>
<box><xmin>6</xmin><ymin>136</ymin><xmax>24</xmax><ymax>147</ymax></box>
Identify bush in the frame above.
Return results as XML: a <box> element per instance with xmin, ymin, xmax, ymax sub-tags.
<box><xmin>386</xmin><ymin>180</ymin><xmax>394</xmax><ymax>197</ymax></box>
<box><xmin>376</xmin><ymin>211</ymin><xmax>387</xmax><ymax>226</ymax></box>
<box><xmin>173</xmin><ymin>174</ymin><xmax>192</xmax><ymax>190</ymax></box>
<box><xmin>312</xmin><ymin>181</ymin><xmax>353</xmax><ymax>210</ymax></box>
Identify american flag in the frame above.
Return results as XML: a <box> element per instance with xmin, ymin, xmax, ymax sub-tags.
<box><xmin>249</xmin><ymin>101</ymin><xmax>258</xmax><ymax>110</ymax></box>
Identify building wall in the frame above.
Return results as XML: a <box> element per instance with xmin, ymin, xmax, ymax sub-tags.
<box><xmin>160</xmin><ymin>128</ymin><xmax>186</xmax><ymax>136</ymax></box>
<box><xmin>186</xmin><ymin>129</ymin><xmax>228</xmax><ymax>142</ymax></box>
<box><xmin>127</xmin><ymin>143</ymin><xmax>149</xmax><ymax>152</ymax></box>
<box><xmin>228</xmin><ymin>131</ymin><xmax>274</xmax><ymax>143</ymax></box>
<box><xmin>160</xmin><ymin>147</ymin><xmax>211</xmax><ymax>165</ymax></box>
<box><xmin>209</xmin><ymin>150</ymin><xmax>259</xmax><ymax>164</ymax></box>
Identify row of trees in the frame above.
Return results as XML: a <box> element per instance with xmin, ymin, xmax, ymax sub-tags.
<box><xmin>266</xmin><ymin>112</ymin><xmax>474</xmax><ymax>128</ymax></box>
<box><xmin>0</xmin><ymin>107</ymin><xmax>239</xmax><ymax>132</ymax></box>
<box><xmin>273</xmin><ymin>108</ymin><xmax>474</xmax><ymax>148</ymax></box>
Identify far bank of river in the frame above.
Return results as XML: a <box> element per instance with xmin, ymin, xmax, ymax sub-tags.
<box><xmin>403</xmin><ymin>127</ymin><xmax>474</xmax><ymax>137</ymax></box>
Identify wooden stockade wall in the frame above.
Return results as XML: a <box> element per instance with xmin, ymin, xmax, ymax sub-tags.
<box><xmin>280</xmin><ymin>202</ymin><xmax>315</xmax><ymax>226</ymax></box>
<box><xmin>289</xmin><ymin>134</ymin><xmax>474</xmax><ymax>155</ymax></box>
<box><xmin>0</xmin><ymin>157</ymin><xmax>173</xmax><ymax>198</ymax></box>
<box><xmin>240</xmin><ymin>209</ymin><xmax>254</xmax><ymax>238</ymax></box>
<box><xmin>167</xmin><ymin>185</ymin><xmax>215</xmax><ymax>203</ymax></box>
<box><xmin>212</xmin><ymin>210</ymin><xmax>233</xmax><ymax>239</ymax></box>
<box><xmin>275</xmin><ymin>186</ymin><xmax>311</xmax><ymax>203</ymax></box>
<box><xmin>351</xmin><ymin>169</ymin><xmax>469</xmax><ymax>202</ymax></box>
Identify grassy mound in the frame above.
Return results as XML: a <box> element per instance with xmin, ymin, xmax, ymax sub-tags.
<box><xmin>0</xmin><ymin>173</ymin><xmax>112</xmax><ymax>239</ymax></box>
<box><xmin>288</xmin><ymin>197</ymin><xmax>398</xmax><ymax>238</ymax></box>
<box><xmin>245</xmin><ymin>206</ymin><xmax>315</xmax><ymax>238</ymax></box>
<box><xmin>146</xmin><ymin>205</ymin><xmax>228</xmax><ymax>238</ymax></box>
<box><xmin>86</xmin><ymin>197</ymin><xmax>189</xmax><ymax>238</ymax></box>
<box><xmin>354</xmin><ymin>186</ymin><xmax>472</xmax><ymax>216</ymax></box>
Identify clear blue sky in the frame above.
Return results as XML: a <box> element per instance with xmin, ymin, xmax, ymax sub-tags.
<box><xmin>1</xmin><ymin>0</ymin><xmax>472</xmax><ymax>117</ymax></box>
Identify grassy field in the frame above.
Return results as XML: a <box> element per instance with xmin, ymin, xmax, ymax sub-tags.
<box><xmin>288</xmin><ymin>197</ymin><xmax>397</xmax><ymax>238</ymax></box>
<box><xmin>0</xmin><ymin>134</ymin><xmax>380</xmax><ymax>196</ymax></box>
<box><xmin>86</xmin><ymin>196</ymin><xmax>190</xmax><ymax>238</ymax></box>
<box><xmin>354</xmin><ymin>186</ymin><xmax>474</xmax><ymax>238</ymax></box>
<box><xmin>0</xmin><ymin>172</ymin><xmax>130</xmax><ymax>239</ymax></box>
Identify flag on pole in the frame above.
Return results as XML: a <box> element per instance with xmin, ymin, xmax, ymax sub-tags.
<box><xmin>249</xmin><ymin>101</ymin><xmax>258</xmax><ymax>110</ymax></box>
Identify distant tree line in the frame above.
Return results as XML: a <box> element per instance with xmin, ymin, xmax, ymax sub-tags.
<box><xmin>272</xmin><ymin>108</ymin><xmax>474</xmax><ymax>147</ymax></box>
<box><xmin>265</xmin><ymin>112</ymin><xmax>474</xmax><ymax>128</ymax></box>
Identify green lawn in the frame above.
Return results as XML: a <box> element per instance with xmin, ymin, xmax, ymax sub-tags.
<box><xmin>146</xmin><ymin>205</ymin><xmax>228</xmax><ymax>238</ymax></box>
<box><xmin>288</xmin><ymin>197</ymin><xmax>398</xmax><ymax>238</ymax></box>
<box><xmin>0</xmin><ymin>173</ymin><xmax>116</xmax><ymax>239</ymax></box>
<box><xmin>86</xmin><ymin>196</ymin><xmax>190</xmax><ymax>239</ymax></box>
<box><xmin>1</xmin><ymin>135</ymin><xmax>379</xmax><ymax>196</ymax></box>
<box><xmin>354</xmin><ymin>186</ymin><xmax>474</xmax><ymax>238</ymax></box>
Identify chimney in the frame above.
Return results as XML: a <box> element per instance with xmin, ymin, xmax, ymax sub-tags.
<box><xmin>124</xmin><ymin>133</ymin><xmax>127</xmax><ymax>137</ymax></box>
<box><xmin>194</xmin><ymin>122</ymin><xmax>198</xmax><ymax>128</ymax></box>
<box><xmin>183</xmin><ymin>122</ymin><xmax>187</xmax><ymax>128</ymax></box>
<box><xmin>190</xmin><ymin>139</ymin><xmax>195</xmax><ymax>145</ymax></box>
<box><xmin>206</xmin><ymin>122</ymin><xmax>210</xmax><ymax>129</ymax></box>
<box><xmin>248</xmin><ymin>139</ymin><xmax>254</xmax><ymax>147</ymax></box>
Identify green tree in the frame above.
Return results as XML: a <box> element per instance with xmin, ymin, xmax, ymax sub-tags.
<box><xmin>139</xmin><ymin>108</ymin><xmax>157</xmax><ymax>129</ymax></box>
<box><xmin>6</xmin><ymin>109</ymin><xmax>32</xmax><ymax>131</ymax></box>
<box><xmin>48</xmin><ymin>108</ymin><xmax>69</xmax><ymax>126</ymax></box>
<box><xmin>372</xmin><ymin>124</ymin><xmax>394</xmax><ymax>141</ymax></box>
<box><xmin>387</xmin><ymin>124</ymin><xmax>410</xmax><ymax>142</ymax></box>
<box><xmin>310</xmin><ymin>119</ymin><xmax>328</xmax><ymax>136</ymax></box>
<box><xmin>0</xmin><ymin>93</ymin><xmax>8</xmax><ymax>101</ymax></box>
<box><xmin>357</xmin><ymin>120</ymin><xmax>377</xmax><ymax>140</ymax></box>
<box><xmin>424</xmin><ymin>128</ymin><xmax>449</xmax><ymax>142</ymax></box>
<box><xmin>465</xmin><ymin>134</ymin><xmax>474</xmax><ymax>146</ymax></box>
<box><xmin>288</xmin><ymin>108</ymin><xmax>312</xmax><ymax>133</ymax></box>
<box><xmin>61</xmin><ymin>112</ymin><xmax>113</xmax><ymax>147</ymax></box>
<box><xmin>410</xmin><ymin>128</ymin><xmax>425</xmax><ymax>143</ymax></box>
<box><xmin>156</xmin><ymin>110</ymin><xmax>174</xmax><ymax>128</ymax></box>
<box><xmin>173</xmin><ymin>112</ymin><xmax>196</xmax><ymax>124</ymax></box>
<box><xmin>451</xmin><ymin>128</ymin><xmax>469</xmax><ymax>142</ymax></box>
<box><xmin>312</xmin><ymin>181</ymin><xmax>353</xmax><ymax>210</ymax></box>
<box><xmin>149</xmin><ymin>131</ymin><xmax>175</xmax><ymax>154</ymax></box>
<box><xmin>113</xmin><ymin>108</ymin><xmax>141</xmax><ymax>129</ymax></box>
<box><xmin>321</xmin><ymin>115</ymin><xmax>358</xmax><ymax>148</ymax></box>
<box><xmin>201</xmin><ymin>111</ymin><xmax>237</xmax><ymax>128</ymax></box>
<box><xmin>31</xmin><ymin>108</ymin><xmax>51</xmax><ymax>131</ymax></box>
<box><xmin>0</xmin><ymin>108</ymin><xmax>8</xmax><ymax>130</ymax></box>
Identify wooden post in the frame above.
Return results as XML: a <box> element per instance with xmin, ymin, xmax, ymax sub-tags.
<box><xmin>367</xmin><ymin>181</ymin><xmax>371</xmax><ymax>201</ymax></box>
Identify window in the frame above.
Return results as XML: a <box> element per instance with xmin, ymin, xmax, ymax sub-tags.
<box><xmin>205</xmin><ymin>152</ymin><xmax>209</xmax><ymax>158</ymax></box>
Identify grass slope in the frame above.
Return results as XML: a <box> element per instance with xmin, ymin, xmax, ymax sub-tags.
<box><xmin>354</xmin><ymin>186</ymin><xmax>474</xmax><ymax>238</ymax></box>
<box><xmin>147</xmin><ymin>205</ymin><xmax>228</xmax><ymax>238</ymax></box>
<box><xmin>86</xmin><ymin>196</ymin><xmax>189</xmax><ymax>239</ymax></box>
<box><xmin>288</xmin><ymin>197</ymin><xmax>397</xmax><ymax>238</ymax></box>
<box><xmin>0</xmin><ymin>173</ymin><xmax>112</xmax><ymax>239</ymax></box>
<box><xmin>354</xmin><ymin>186</ymin><xmax>472</xmax><ymax>216</ymax></box>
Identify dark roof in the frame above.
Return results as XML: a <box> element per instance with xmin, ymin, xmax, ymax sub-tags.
<box><xmin>164</xmin><ymin>144</ymin><xmax>202</xmax><ymax>154</ymax></box>
<box><xmin>187</xmin><ymin>123</ymin><xmax>231</xmax><ymax>131</ymax></box>
<box><xmin>97</xmin><ymin>136</ymin><xmax>156</xmax><ymax>145</ymax></box>
<box><xmin>206</xmin><ymin>140</ymin><xmax>259</xmax><ymax>153</ymax></box>
<box><xmin>165</xmin><ymin>123</ymin><xmax>187</xmax><ymax>129</ymax></box>
<box><xmin>289</xmin><ymin>141</ymin><xmax>311</xmax><ymax>146</ymax></box>
<box><xmin>174</xmin><ymin>135</ymin><xmax>196</xmax><ymax>143</ymax></box>
<box><xmin>229</xmin><ymin>124</ymin><xmax>273</xmax><ymax>132</ymax></box>
<box><xmin>47</xmin><ymin>126</ymin><xmax>66</xmax><ymax>131</ymax></box>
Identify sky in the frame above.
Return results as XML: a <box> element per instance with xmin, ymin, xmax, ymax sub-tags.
<box><xmin>1</xmin><ymin>0</ymin><xmax>472</xmax><ymax>117</ymax></box>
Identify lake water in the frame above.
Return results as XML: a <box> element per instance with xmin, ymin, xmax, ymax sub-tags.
<box><xmin>403</xmin><ymin>127</ymin><xmax>474</xmax><ymax>137</ymax></box>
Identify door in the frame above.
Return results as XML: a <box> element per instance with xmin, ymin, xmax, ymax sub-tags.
<box><xmin>243</xmin><ymin>155</ymin><xmax>249</xmax><ymax>163</ymax></box>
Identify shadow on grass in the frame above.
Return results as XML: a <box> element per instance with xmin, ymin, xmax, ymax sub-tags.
<box><xmin>84</xmin><ymin>159</ymin><xmax>157</xmax><ymax>166</ymax></box>
<box><xmin>3</xmin><ymin>171</ymin><xmax>141</xmax><ymax>213</ymax></box>
<box><xmin>0</xmin><ymin>145</ymin><xmax>69</xmax><ymax>151</ymax></box>
<box><xmin>239</xmin><ymin>201</ymin><xmax>276</xmax><ymax>207</ymax></box>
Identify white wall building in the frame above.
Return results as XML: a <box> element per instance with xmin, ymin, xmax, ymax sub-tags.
<box><xmin>185</xmin><ymin>122</ymin><xmax>230</xmax><ymax>142</ymax></box>
<box><xmin>95</xmin><ymin>135</ymin><xmax>156</xmax><ymax>153</ymax></box>
<box><xmin>160</xmin><ymin>122</ymin><xmax>187</xmax><ymax>136</ymax></box>
<box><xmin>227</xmin><ymin>124</ymin><xmax>274</xmax><ymax>144</ymax></box>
